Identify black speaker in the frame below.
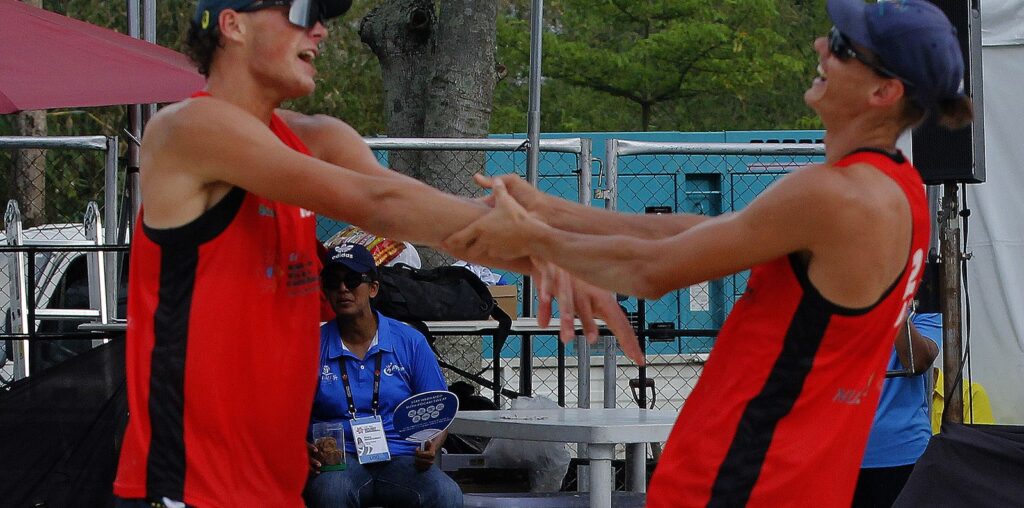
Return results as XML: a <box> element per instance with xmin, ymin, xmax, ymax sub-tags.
<box><xmin>911</xmin><ymin>0</ymin><xmax>985</xmax><ymax>184</ymax></box>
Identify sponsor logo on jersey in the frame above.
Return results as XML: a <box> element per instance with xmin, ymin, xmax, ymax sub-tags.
<box><xmin>383</xmin><ymin>362</ymin><xmax>406</xmax><ymax>376</ymax></box>
<box><xmin>321</xmin><ymin>365</ymin><xmax>338</xmax><ymax>382</ymax></box>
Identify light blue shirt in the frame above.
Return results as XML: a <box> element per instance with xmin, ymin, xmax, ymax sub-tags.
<box><xmin>861</xmin><ymin>312</ymin><xmax>941</xmax><ymax>467</ymax></box>
<box><xmin>311</xmin><ymin>312</ymin><xmax>448</xmax><ymax>457</ymax></box>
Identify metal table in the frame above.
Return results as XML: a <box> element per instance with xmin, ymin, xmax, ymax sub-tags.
<box><xmin>451</xmin><ymin>407</ymin><xmax>678</xmax><ymax>508</ymax></box>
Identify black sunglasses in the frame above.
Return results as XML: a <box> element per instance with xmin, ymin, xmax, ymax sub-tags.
<box><xmin>828</xmin><ymin>27</ymin><xmax>914</xmax><ymax>88</ymax></box>
<box><xmin>238</xmin><ymin>0</ymin><xmax>327</xmax><ymax>29</ymax></box>
<box><xmin>322</xmin><ymin>270</ymin><xmax>373</xmax><ymax>291</ymax></box>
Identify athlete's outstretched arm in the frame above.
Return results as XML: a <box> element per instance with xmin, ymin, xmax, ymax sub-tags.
<box><xmin>445</xmin><ymin>168</ymin><xmax>852</xmax><ymax>300</ymax></box>
<box><xmin>473</xmin><ymin>174</ymin><xmax>711</xmax><ymax>240</ymax></box>
<box><xmin>140</xmin><ymin>99</ymin><xmax>639</xmax><ymax>358</ymax></box>
<box><xmin>143</xmin><ymin>98</ymin><xmax>495</xmax><ymax>252</ymax></box>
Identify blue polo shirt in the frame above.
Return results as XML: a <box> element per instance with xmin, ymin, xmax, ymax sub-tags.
<box><xmin>311</xmin><ymin>312</ymin><xmax>448</xmax><ymax>457</ymax></box>
<box><xmin>862</xmin><ymin>312</ymin><xmax>942</xmax><ymax>468</ymax></box>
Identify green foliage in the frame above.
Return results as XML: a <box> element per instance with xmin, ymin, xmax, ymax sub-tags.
<box><xmin>492</xmin><ymin>0</ymin><xmax>830</xmax><ymax>132</ymax></box>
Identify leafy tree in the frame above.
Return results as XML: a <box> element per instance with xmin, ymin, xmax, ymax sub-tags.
<box><xmin>493</xmin><ymin>0</ymin><xmax>829</xmax><ymax>133</ymax></box>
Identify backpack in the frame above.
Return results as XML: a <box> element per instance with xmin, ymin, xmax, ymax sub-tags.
<box><xmin>373</xmin><ymin>264</ymin><xmax>505</xmax><ymax>322</ymax></box>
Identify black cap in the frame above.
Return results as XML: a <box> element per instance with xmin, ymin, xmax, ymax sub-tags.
<box><xmin>194</xmin><ymin>0</ymin><xmax>352</xmax><ymax>31</ymax></box>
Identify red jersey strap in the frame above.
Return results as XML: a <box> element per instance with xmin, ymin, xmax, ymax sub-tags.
<box><xmin>190</xmin><ymin>90</ymin><xmax>314</xmax><ymax>156</ymax></box>
<box><xmin>191</xmin><ymin>90</ymin><xmax>328</xmax><ymax>318</ymax></box>
<box><xmin>833</xmin><ymin>148</ymin><xmax>919</xmax><ymax>184</ymax></box>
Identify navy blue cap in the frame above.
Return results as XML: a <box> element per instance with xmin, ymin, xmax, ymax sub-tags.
<box><xmin>827</xmin><ymin>0</ymin><xmax>965</xmax><ymax>108</ymax></box>
<box><xmin>324</xmin><ymin>243</ymin><xmax>377</xmax><ymax>275</ymax></box>
<box><xmin>194</xmin><ymin>0</ymin><xmax>351</xmax><ymax>31</ymax></box>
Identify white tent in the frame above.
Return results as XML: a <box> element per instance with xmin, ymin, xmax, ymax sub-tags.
<box><xmin>964</xmin><ymin>0</ymin><xmax>1024</xmax><ymax>424</ymax></box>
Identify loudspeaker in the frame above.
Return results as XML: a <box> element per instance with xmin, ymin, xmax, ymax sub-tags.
<box><xmin>911</xmin><ymin>0</ymin><xmax>985</xmax><ymax>184</ymax></box>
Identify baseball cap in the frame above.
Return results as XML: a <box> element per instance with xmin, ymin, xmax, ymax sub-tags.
<box><xmin>827</xmin><ymin>0</ymin><xmax>965</xmax><ymax>108</ymax></box>
<box><xmin>324</xmin><ymin>243</ymin><xmax>377</xmax><ymax>275</ymax></box>
<box><xmin>194</xmin><ymin>0</ymin><xmax>352</xmax><ymax>31</ymax></box>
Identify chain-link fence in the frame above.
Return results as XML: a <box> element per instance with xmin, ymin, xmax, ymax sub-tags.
<box><xmin>314</xmin><ymin>137</ymin><xmax>595</xmax><ymax>407</ymax></box>
<box><xmin>605</xmin><ymin>140</ymin><xmax>826</xmax><ymax>413</ymax></box>
<box><xmin>1</xmin><ymin>136</ymin><xmax>121</xmax><ymax>388</ymax></box>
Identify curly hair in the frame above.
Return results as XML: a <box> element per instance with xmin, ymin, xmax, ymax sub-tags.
<box><xmin>183</xmin><ymin>21</ymin><xmax>223</xmax><ymax>77</ymax></box>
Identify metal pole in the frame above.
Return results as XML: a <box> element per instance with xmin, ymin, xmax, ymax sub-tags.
<box><xmin>521</xmin><ymin>0</ymin><xmax>544</xmax><ymax>319</ymax></box>
<box><xmin>576</xmin><ymin>140</ymin><xmax>592</xmax><ymax>409</ymax></box>
<box><xmin>939</xmin><ymin>182</ymin><xmax>964</xmax><ymax>425</ymax></box>
<box><xmin>602</xmin><ymin>140</ymin><xmax>619</xmax><ymax>408</ymax></box>
<box><xmin>127</xmin><ymin>0</ymin><xmax>144</xmax><ymax>223</ymax></box>
<box><xmin>525</xmin><ymin>0</ymin><xmax>543</xmax><ymax>186</ymax></box>
<box><xmin>103</xmin><ymin>137</ymin><xmax>120</xmax><ymax>318</ymax></box>
<box><xmin>142</xmin><ymin>0</ymin><xmax>159</xmax><ymax>122</ymax></box>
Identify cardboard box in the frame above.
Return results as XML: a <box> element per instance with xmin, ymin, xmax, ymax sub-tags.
<box><xmin>488</xmin><ymin>284</ymin><xmax>518</xmax><ymax>318</ymax></box>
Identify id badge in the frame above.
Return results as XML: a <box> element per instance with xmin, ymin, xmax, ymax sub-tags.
<box><xmin>351</xmin><ymin>415</ymin><xmax>391</xmax><ymax>464</ymax></box>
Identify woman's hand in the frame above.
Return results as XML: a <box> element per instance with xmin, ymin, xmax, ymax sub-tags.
<box><xmin>307</xmin><ymin>441</ymin><xmax>322</xmax><ymax>473</ymax></box>
<box><xmin>414</xmin><ymin>438</ymin><xmax>440</xmax><ymax>472</ymax></box>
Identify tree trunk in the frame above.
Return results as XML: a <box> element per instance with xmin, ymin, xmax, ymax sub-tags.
<box><xmin>359</xmin><ymin>0</ymin><xmax>434</xmax><ymax>179</ymax></box>
<box><xmin>13</xmin><ymin>110</ymin><xmax>47</xmax><ymax>228</ymax></box>
<box><xmin>361</xmin><ymin>0</ymin><xmax>498</xmax><ymax>268</ymax></box>
<box><xmin>361</xmin><ymin>0</ymin><xmax>499</xmax><ymax>390</ymax></box>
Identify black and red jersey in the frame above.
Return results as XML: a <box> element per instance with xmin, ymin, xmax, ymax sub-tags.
<box><xmin>648</xmin><ymin>150</ymin><xmax>930</xmax><ymax>507</ymax></box>
<box><xmin>114</xmin><ymin>109</ymin><xmax>321</xmax><ymax>507</ymax></box>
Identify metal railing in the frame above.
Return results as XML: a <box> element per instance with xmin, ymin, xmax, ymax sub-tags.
<box><xmin>605</xmin><ymin>140</ymin><xmax>826</xmax><ymax>411</ymax></box>
<box><xmin>1</xmin><ymin>135</ymin><xmax>124</xmax><ymax>386</ymax></box>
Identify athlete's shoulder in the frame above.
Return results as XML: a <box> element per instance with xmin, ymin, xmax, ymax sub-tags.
<box><xmin>759</xmin><ymin>163</ymin><xmax>866</xmax><ymax>214</ymax></box>
<box><xmin>145</xmin><ymin>96</ymin><xmax>264</xmax><ymax>151</ymax></box>
<box><xmin>276</xmin><ymin>109</ymin><xmax>364</xmax><ymax>158</ymax></box>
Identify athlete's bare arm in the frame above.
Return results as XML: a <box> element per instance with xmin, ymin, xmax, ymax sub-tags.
<box><xmin>139</xmin><ymin>99</ymin><xmax>640</xmax><ymax>357</ymax></box>
<box><xmin>447</xmin><ymin>162</ymin><xmax>912</xmax><ymax>309</ymax></box>
<box><xmin>475</xmin><ymin>173</ymin><xmax>711</xmax><ymax>240</ymax></box>
<box><xmin>276</xmin><ymin>111</ymin><xmax>639</xmax><ymax>358</ymax></box>
<box><xmin>274</xmin><ymin>110</ymin><xmax>393</xmax><ymax>179</ymax></box>
<box><xmin>141</xmin><ymin>97</ymin><xmax>491</xmax><ymax>249</ymax></box>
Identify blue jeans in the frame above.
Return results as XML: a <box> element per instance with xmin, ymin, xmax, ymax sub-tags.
<box><xmin>304</xmin><ymin>454</ymin><xmax>463</xmax><ymax>508</ymax></box>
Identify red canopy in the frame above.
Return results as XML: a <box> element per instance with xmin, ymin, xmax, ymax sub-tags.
<box><xmin>0</xmin><ymin>0</ymin><xmax>204</xmax><ymax>113</ymax></box>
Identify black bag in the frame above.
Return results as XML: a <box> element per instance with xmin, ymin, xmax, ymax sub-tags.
<box><xmin>373</xmin><ymin>264</ymin><xmax>498</xmax><ymax>322</ymax></box>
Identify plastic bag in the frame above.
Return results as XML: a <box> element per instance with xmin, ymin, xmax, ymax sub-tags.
<box><xmin>482</xmin><ymin>396</ymin><xmax>571</xmax><ymax>492</ymax></box>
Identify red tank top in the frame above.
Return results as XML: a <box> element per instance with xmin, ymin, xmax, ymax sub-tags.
<box><xmin>647</xmin><ymin>150</ymin><xmax>930</xmax><ymax>508</ymax></box>
<box><xmin>114</xmin><ymin>96</ymin><xmax>321</xmax><ymax>507</ymax></box>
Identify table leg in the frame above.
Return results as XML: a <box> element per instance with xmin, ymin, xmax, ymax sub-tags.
<box><xmin>626</xmin><ymin>443</ymin><xmax>646</xmax><ymax>492</ymax></box>
<box><xmin>589</xmin><ymin>443</ymin><xmax>614</xmax><ymax>508</ymax></box>
<box><xmin>520</xmin><ymin>333</ymin><xmax>532</xmax><ymax>396</ymax></box>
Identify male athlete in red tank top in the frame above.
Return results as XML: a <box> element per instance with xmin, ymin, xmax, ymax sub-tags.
<box><xmin>114</xmin><ymin>1</ymin><xmax>635</xmax><ymax>506</ymax></box>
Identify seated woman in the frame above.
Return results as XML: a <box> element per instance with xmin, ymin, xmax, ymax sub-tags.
<box><xmin>305</xmin><ymin>243</ymin><xmax>462</xmax><ymax>508</ymax></box>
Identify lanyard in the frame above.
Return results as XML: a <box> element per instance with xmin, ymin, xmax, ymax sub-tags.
<box><xmin>340</xmin><ymin>352</ymin><xmax>383</xmax><ymax>417</ymax></box>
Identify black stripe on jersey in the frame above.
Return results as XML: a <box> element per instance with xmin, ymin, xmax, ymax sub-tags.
<box><xmin>142</xmin><ymin>186</ymin><xmax>245</xmax><ymax>246</ymax></box>
<box><xmin>145</xmin><ymin>244</ymin><xmax>198</xmax><ymax>498</ymax></box>
<box><xmin>142</xmin><ymin>187</ymin><xmax>243</xmax><ymax>497</ymax></box>
<box><xmin>707</xmin><ymin>278</ymin><xmax>833</xmax><ymax>507</ymax></box>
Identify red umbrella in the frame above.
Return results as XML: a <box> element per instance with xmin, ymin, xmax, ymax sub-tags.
<box><xmin>0</xmin><ymin>0</ymin><xmax>204</xmax><ymax>113</ymax></box>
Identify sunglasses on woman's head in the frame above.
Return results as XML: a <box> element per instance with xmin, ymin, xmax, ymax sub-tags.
<box><xmin>828</xmin><ymin>27</ymin><xmax>913</xmax><ymax>88</ymax></box>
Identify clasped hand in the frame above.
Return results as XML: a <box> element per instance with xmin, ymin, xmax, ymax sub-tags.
<box><xmin>445</xmin><ymin>174</ymin><xmax>643</xmax><ymax>365</ymax></box>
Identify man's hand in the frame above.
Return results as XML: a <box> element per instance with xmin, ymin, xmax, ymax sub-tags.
<box><xmin>414</xmin><ymin>439</ymin><xmax>440</xmax><ymax>472</ymax></box>
<box><xmin>474</xmin><ymin>173</ymin><xmax>547</xmax><ymax>214</ymax></box>
<box><xmin>444</xmin><ymin>176</ymin><xmax>544</xmax><ymax>262</ymax></box>
<box><xmin>532</xmin><ymin>260</ymin><xmax>644</xmax><ymax>365</ymax></box>
<box><xmin>447</xmin><ymin>177</ymin><xmax>645</xmax><ymax>365</ymax></box>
